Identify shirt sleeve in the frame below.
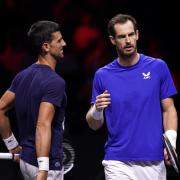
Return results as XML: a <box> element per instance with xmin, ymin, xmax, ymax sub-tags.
<box><xmin>42</xmin><ymin>78</ymin><xmax>65</xmax><ymax>107</ymax></box>
<box><xmin>160</xmin><ymin>61</ymin><xmax>177</xmax><ymax>99</ymax></box>
<box><xmin>91</xmin><ymin>71</ymin><xmax>103</xmax><ymax>104</ymax></box>
<box><xmin>8</xmin><ymin>73</ymin><xmax>21</xmax><ymax>93</ymax></box>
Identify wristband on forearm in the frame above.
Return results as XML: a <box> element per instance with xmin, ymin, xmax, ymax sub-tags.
<box><xmin>3</xmin><ymin>133</ymin><xmax>19</xmax><ymax>150</ymax></box>
<box><xmin>165</xmin><ymin>130</ymin><xmax>177</xmax><ymax>148</ymax></box>
<box><xmin>91</xmin><ymin>104</ymin><xmax>103</xmax><ymax>120</ymax></box>
<box><xmin>37</xmin><ymin>157</ymin><xmax>49</xmax><ymax>171</ymax></box>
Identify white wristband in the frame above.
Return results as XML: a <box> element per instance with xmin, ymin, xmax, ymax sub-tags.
<box><xmin>3</xmin><ymin>133</ymin><xmax>19</xmax><ymax>150</ymax></box>
<box><xmin>165</xmin><ymin>130</ymin><xmax>177</xmax><ymax>148</ymax></box>
<box><xmin>91</xmin><ymin>104</ymin><xmax>103</xmax><ymax>120</ymax></box>
<box><xmin>37</xmin><ymin>157</ymin><xmax>49</xmax><ymax>171</ymax></box>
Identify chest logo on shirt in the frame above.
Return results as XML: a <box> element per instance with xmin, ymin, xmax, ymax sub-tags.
<box><xmin>142</xmin><ymin>72</ymin><xmax>151</xmax><ymax>79</ymax></box>
<box><xmin>55</xmin><ymin>162</ymin><xmax>61</xmax><ymax>167</ymax></box>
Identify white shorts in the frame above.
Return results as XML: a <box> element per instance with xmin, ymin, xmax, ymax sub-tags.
<box><xmin>102</xmin><ymin>160</ymin><xmax>166</xmax><ymax>180</ymax></box>
<box><xmin>20</xmin><ymin>159</ymin><xmax>64</xmax><ymax>180</ymax></box>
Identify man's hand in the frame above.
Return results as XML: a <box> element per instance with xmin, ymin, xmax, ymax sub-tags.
<box><xmin>164</xmin><ymin>148</ymin><xmax>171</xmax><ymax>166</ymax></box>
<box><xmin>95</xmin><ymin>90</ymin><xmax>111</xmax><ymax>111</ymax></box>
<box><xmin>37</xmin><ymin>170</ymin><xmax>48</xmax><ymax>180</ymax></box>
<box><xmin>86</xmin><ymin>90</ymin><xmax>111</xmax><ymax>130</ymax></box>
<box><xmin>9</xmin><ymin>145</ymin><xmax>22</xmax><ymax>163</ymax></box>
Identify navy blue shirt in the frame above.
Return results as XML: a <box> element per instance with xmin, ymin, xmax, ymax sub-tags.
<box><xmin>92</xmin><ymin>54</ymin><xmax>177</xmax><ymax>161</ymax></box>
<box><xmin>9</xmin><ymin>64</ymin><xmax>66</xmax><ymax>170</ymax></box>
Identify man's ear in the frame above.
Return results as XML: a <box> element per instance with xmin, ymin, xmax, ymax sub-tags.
<box><xmin>109</xmin><ymin>36</ymin><xmax>116</xmax><ymax>45</ymax></box>
<box><xmin>136</xmin><ymin>30</ymin><xmax>139</xmax><ymax>41</ymax></box>
<box><xmin>42</xmin><ymin>42</ymin><xmax>50</xmax><ymax>53</ymax></box>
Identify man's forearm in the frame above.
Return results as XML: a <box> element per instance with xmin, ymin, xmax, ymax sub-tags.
<box><xmin>36</xmin><ymin>122</ymin><xmax>51</xmax><ymax>172</ymax></box>
<box><xmin>0</xmin><ymin>111</ymin><xmax>19</xmax><ymax>150</ymax></box>
<box><xmin>163</xmin><ymin>106</ymin><xmax>178</xmax><ymax>131</ymax></box>
<box><xmin>0</xmin><ymin>91</ymin><xmax>15</xmax><ymax>139</ymax></box>
<box><xmin>36</xmin><ymin>123</ymin><xmax>51</xmax><ymax>157</ymax></box>
<box><xmin>86</xmin><ymin>106</ymin><xmax>104</xmax><ymax>130</ymax></box>
<box><xmin>0</xmin><ymin>112</ymin><xmax>12</xmax><ymax>138</ymax></box>
<box><xmin>163</xmin><ymin>104</ymin><xmax>178</xmax><ymax>148</ymax></box>
<box><xmin>36</xmin><ymin>102</ymin><xmax>55</xmax><ymax>172</ymax></box>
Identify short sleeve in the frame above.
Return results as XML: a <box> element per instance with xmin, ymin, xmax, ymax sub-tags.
<box><xmin>8</xmin><ymin>73</ymin><xmax>21</xmax><ymax>93</ymax></box>
<box><xmin>42</xmin><ymin>78</ymin><xmax>65</xmax><ymax>107</ymax></box>
<box><xmin>160</xmin><ymin>61</ymin><xmax>177</xmax><ymax>99</ymax></box>
<box><xmin>91</xmin><ymin>71</ymin><xmax>103</xmax><ymax>104</ymax></box>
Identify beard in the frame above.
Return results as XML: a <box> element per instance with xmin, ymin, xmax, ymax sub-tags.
<box><xmin>117</xmin><ymin>45</ymin><xmax>137</xmax><ymax>59</ymax></box>
<box><xmin>51</xmin><ymin>52</ymin><xmax>64</xmax><ymax>62</ymax></box>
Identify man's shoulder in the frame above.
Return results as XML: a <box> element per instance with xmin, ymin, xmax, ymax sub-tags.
<box><xmin>43</xmin><ymin>72</ymin><xmax>65</xmax><ymax>89</ymax></box>
<box><xmin>13</xmin><ymin>66</ymin><xmax>30</xmax><ymax>80</ymax></box>
<box><xmin>16</xmin><ymin>64</ymin><xmax>36</xmax><ymax>75</ymax></box>
<box><xmin>95</xmin><ymin>59</ymin><xmax>117</xmax><ymax>75</ymax></box>
<box><xmin>141</xmin><ymin>54</ymin><xmax>166</xmax><ymax>66</ymax></box>
<box><xmin>49</xmin><ymin>71</ymin><xmax>65</xmax><ymax>83</ymax></box>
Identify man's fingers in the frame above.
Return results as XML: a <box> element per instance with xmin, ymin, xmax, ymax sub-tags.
<box><xmin>96</xmin><ymin>98</ymin><xmax>111</xmax><ymax>103</ymax></box>
<box><xmin>96</xmin><ymin>101</ymin><xmax>111</xmax><ymax>107</ymax></box>
<box><xmin>95</xmin><ymin>91</ymin><xmax>111</xmax><ymax>111</ymax></box>
<box><xmin>37</xmin><ymin>171</ymin><xmax>48</xmax><ymax>180</ymax></box>
<box><xmin>98</xmin><ymin>105</ymin><xmax>110</xmax><ymax>109</ymax></box>
<box><xmin>97</xmin><ymin>92</ymin><xmax>110</xmax><ymax>99</ymax></box>
<box><xmin>103</xmin><ymin>90</ymin><xmax>109</xmax><ymax>94</ymax></box>
<box><xmin>13</xmin><ymin>154</ymin><xmax>20</xmax><ymax>163</ymax></box>
<box><xmin>96</xmin><ymin>101</ymin><xmax>111</xmax><ymax>106</ymax></box>
<box><xmin>164</xmin><ymin>148</ymin><xmax>171</xmax><ymax>166</ymax></box>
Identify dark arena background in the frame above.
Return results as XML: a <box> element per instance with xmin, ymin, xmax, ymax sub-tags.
<box><xmin>0</xmin><ymin>0</ymin><xmax>180</xmax><ymax>179</ymax></box>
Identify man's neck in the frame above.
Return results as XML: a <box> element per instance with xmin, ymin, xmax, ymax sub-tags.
<box><xmin>118</xmin><ymin>53</ymin><xmax>140</xmax><ymax>67</ymax></box>
<box><xmin>36</xmin><ymin>55</ymin><xmax>56</xmax><ymax>70</ymax></box>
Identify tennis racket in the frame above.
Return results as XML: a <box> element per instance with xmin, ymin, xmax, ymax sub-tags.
<box><xmin>0</xmin><ymin>138</ymin><xmax>75</xmax><ymax>175</ymax></box>
<box><xmin>62</xmin><ymin>139</ymin><xmax>75</xmax><ymax>174</ymax></box>
<box><xmin>163</xmin><ymin>134</ymin><xmax>180</xmax><ymax>174</ymax></box>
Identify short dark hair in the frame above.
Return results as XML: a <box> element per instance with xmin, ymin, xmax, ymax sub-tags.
<box><xmin>108</xmin><ymin>14</ymin><xmax>138</xmax><ymax>37</ymax></box>
<box><xmin>27</xmin><ymin>20</ymin><xmax>61</xmax><ymax>54</ymax></box>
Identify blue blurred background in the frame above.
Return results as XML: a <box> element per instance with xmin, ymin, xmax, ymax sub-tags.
<box><xmin>0</xmin><ymin>0</ymin><xmax>180</xmax><ymax>179</ymax></box>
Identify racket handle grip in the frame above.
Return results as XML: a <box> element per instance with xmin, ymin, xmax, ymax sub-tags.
<box><xmin>0</xmin><ymin>153</ymin><xmax>19</xmax><ymax>159</ymax></box>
